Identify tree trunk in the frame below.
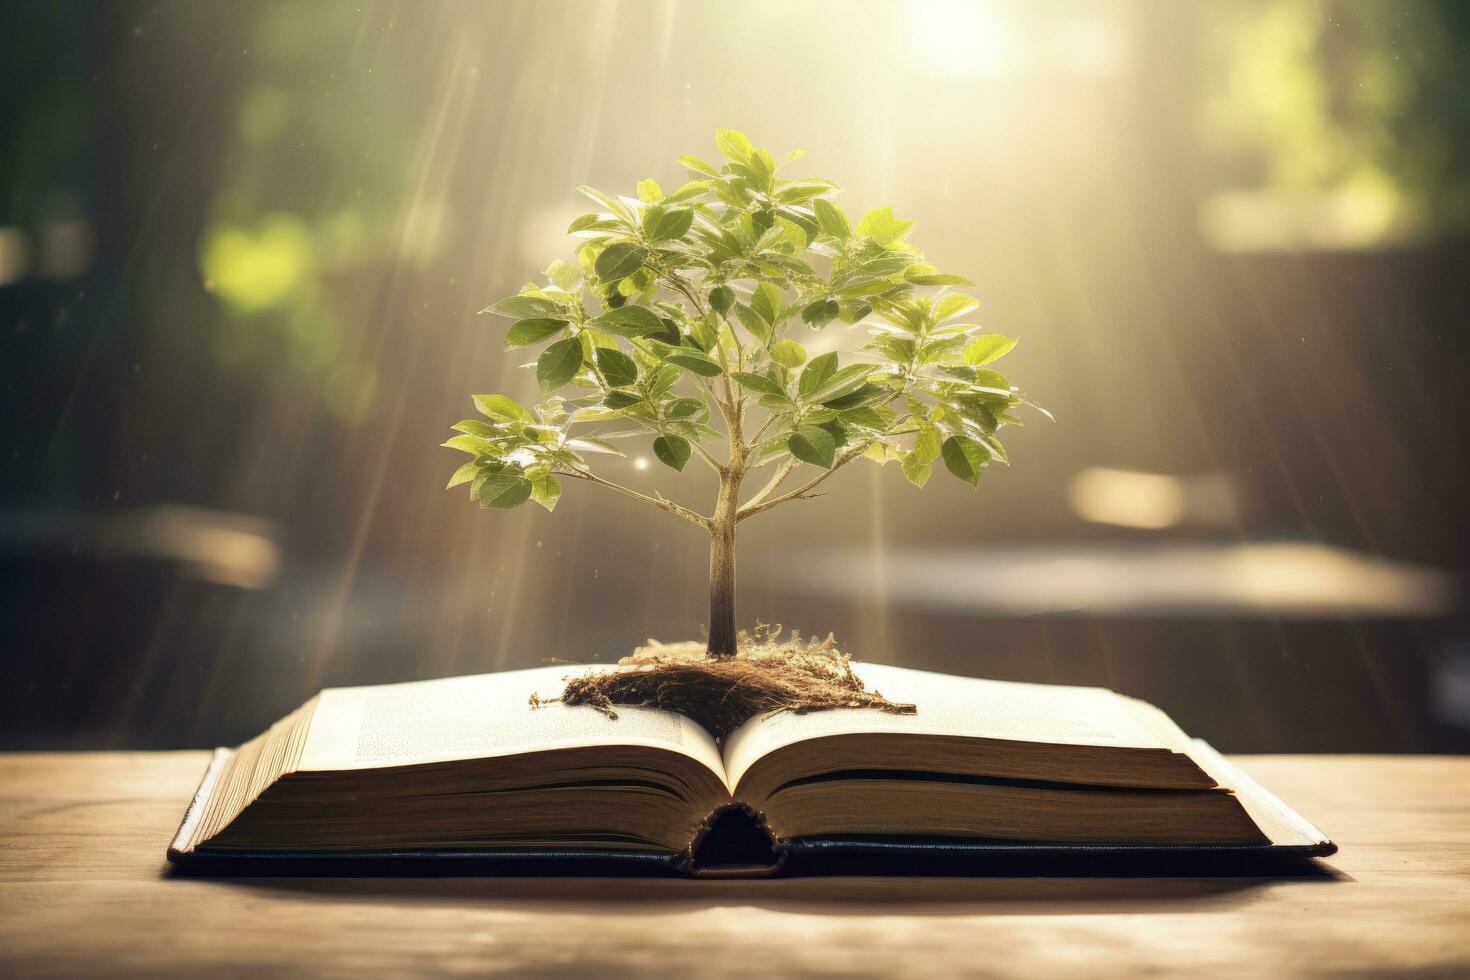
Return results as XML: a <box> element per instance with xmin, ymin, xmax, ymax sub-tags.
<box><xmin>706</xmin><ymin>471</ymin><xmax>740</xmax><ymax>657</ymax></box>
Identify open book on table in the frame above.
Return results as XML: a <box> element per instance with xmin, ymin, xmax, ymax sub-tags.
<box><xmin>167</xmin><ymin>663</ymin><xmax>1334</xmax><ymax>876</ymax></box>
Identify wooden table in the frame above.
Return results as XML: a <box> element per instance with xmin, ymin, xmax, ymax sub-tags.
<box><xmin>1</xmin><ymin>753</ymin><xmax>1466</xmax><ymax>977</ymax></box>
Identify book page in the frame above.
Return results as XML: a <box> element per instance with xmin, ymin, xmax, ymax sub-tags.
<box><xmin>297</xmin><ymin>665</ymin><xmax>723</xmax><ymax>776</ymax></box>
<box><xmin>723</xmin><ymin>662</ymin><xmax>1167</xmax><ymax>789</ymax></box>
<box><xmin>1187</xmin><ymin>739</ymin><xmax>1329</xmax><ymax>848</ymax></box>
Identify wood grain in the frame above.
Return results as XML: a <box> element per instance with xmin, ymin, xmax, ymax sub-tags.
<box><xmin>1</xmin><ymin>752</ymin><xmax>1467</xmax><ymax>977</ymax></box>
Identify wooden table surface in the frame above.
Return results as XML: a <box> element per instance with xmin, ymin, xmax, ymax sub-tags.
<box><xmin>1</xmin><ymin>753</ymin><xmax>1466</xmax><ymax>977</ymax></box>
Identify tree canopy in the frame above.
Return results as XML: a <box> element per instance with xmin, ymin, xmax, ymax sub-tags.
<box><xmin>444</xmin><ymin>128</ymin><xmax>1047</xmax><ymax>529</ymax></box>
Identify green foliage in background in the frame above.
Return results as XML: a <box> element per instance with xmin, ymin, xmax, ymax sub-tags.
<box><xmin>1201</xmin><ymin>0</ymin><xmax>1470</xmax><ymax>247</ymax></box>
<box><xmin>445</xmin><ymin>129</ymin><xmax>1046</xmax><ymax>524</ymax></box>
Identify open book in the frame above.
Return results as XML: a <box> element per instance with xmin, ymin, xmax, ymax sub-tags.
<box><xmin>168</xmin><ymin>663</ymin><xmax>1334</xmax><ymax>876</ymax></box>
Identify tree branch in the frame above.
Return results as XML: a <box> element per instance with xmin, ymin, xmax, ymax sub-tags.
<box><xmin>684</xmin><ymin>436</ymin><xmax>725</xmax><ymax>473</ymax></box>
<box><xmin>661</xmin><ymin>269</ymin><xmax>744</xmax><ymax>457</ymax></box>
<box><xmin>583</xmin><ymin>352</ymin><xmax>722</xmax><ymax>476</ymax></box>
<box><xmin>739</xmin><ymin>455</ymin><xmax>798</xmax><ymax>511</ymax></box>
<box><xmin>737</xmin><ymin>444</ymin><xmax>870</xmax><ymax>521</ymax></box>
<box><xmin>749</xmin><ymin>412</ymin><xmax>780</xmax><ymax>446</ymax></box>
<box><xmin>557</xmin><ymin>466</ymin><xmax>712</xmax><ymax>530</ymax></box>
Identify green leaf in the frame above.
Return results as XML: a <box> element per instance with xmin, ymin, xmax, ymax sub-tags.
<box><xmin>645</xmin><ymin>207</ymin><xmax>694</xmax><ymax>242</ymax></box>
<box><xmin>972</xmin><ymin>367</ymin><xmax>1010</xmax><ymax>391</ymax></box>
<box><xmin>576</xmin><ymin>184</ymin><xmax>635</xmax><ymax>223</ymax></box>
<box><xmin>770</xmin><ymin>339</ymin><xmax>807</xmax><ymax>368</ymax></box>
<box><xmin>954</xmin><ymin>395</ymin><xmax>1000</xmax><ymax>432</ymax></box>
<box><xmin>594</xmin><ymin>242</ymin><xmax>648</xmax><ymax>282</ymax></box>
<box><xmin>963</xmin><ymin>334</ymin><xmax>1018</xmax><ymax>366</ymax></box>
<box><xmin>809</xmin><ymin>363</ymin><xmax>879</xmax><ymax>404</ymax></box>
<box><xmin>817</xmin><ymin>419</ymin><xmax>847</xmax><ymax>448</ymax></box>
<box><xmin>545</xmin><ymin>259</ymin><xmax>581</xmax><ymax>290</ymax></box>
<box><xmin>941</xmin><ymin>435</ymin><xmax>989</xmax><ymax>487</ymax></box>
<box><xmin>731</xmin><ymin>371</ymin><xmax>786</xmax><ymax>396</ymax></box>
<box><xmin>900</xmin><ymin>453</ymin><xmax>932</xmax><ymax>488</ymax></box>
<box><xmin>603</xmin><ymin>389</ymin><xmax>642</xmax><ymax>410</ymax></box>
<box><xmin>749</xmin><ymin>148</ymin><xmax>777</xmax><ymax>188</ymax></box>
<box><xmin>912</xmin><ymin>424</ymin><xmax>942</xmax><ymax>464</ymax></box>
<box><xmin>446</xmin><ymin>461</ymin><xmax>478</xmax><ymax>489</ymax></box>
<box><xmin>798</xmin><ymin>351</ymin><xmax>838</xmax><ymax>397</ymax></box>
<box><xmin>838</xmin><ymin>300</ymin><xmax>872</xmax><ymax>325</ymax></box>
<box><xmin>812</xmin><ymin>198</ymin><xmax>851</xmax><ymax>239</ymax></box>
<box><xmin>865</xmin><ymin>441</ymin><xmax>899</xmax><ymax>464</ymax></box>
<box><xmin>918</xmin><ymin>335</ymin><xmax>968</xmax><ymax>367</ymax></box>
<box><xmin>906</xmin><ymin>270</ymin><xmax>971</xmax><ymax>286</ymax></box>
<box><xmin>708</xmin><ymin>285</ymin><xmax>734</xmax><ymax>316</ymax></box>
<box><xmin>665</xmin><ymin>350</ymin><xmax>724</xmax><ymax>376</ymax></box>
<box><xmin>839</xmin><ymin>405</ymin><xmax>891</xmax><ymax>432</ymax></box>
<box><xmin>865</xmin><ymin>334</ymin><xmax>915</xmax><ymax>363</ymax></box>
<box><xmin>648</xmin><ymin>314</ymin><xmax>682</xmax><ymax>345</ymax></box>
<box><xmin>801</xmin><ymin>298</ymin><xmax>840</xmax><ymax>328</ymax></box>
<box><xmin>779</xmin><ymin>148</ymin><xmax>807</xmax><ymax>168</ymax></box>
<box><xmin>592</xmin><ymin>305</ymin><xmax>663</xmax><ymax>336</ymax></box>
<box><xmin>678</xmin><ymin>154</ymin><xmax>721</xmax><ymax>178</ymax></box>
<box><xmin>663</xmin><ymin>180</ymin><xmax>714</xmax><ymax>205</ymax></box>
<box><xmin>775</xmin><ymin>210</ymin><xmax>817</xmax><ymax>246</ymax></box>
<box><xmin>504</xmin><ymin>317</ymin><xmax>568</xmax><ymax>350</ymax></box>
<box><xmin>477</xmin><ymin>469</ymin><xmax>533</xmax><ymax>509</ymax></box>
<box><xmin>758</xmin><ymin>393</ymin><xmax>797</xmax><ymax>412</ymax></box>
<box><xmin>483</xmin><ymin>294</ymin><xmax>561</xmax><ymax>319</ymax></box>
<box><xmin>596</xmin><ymin>347</ymin><xmax>639</xmax><ymax>387</ymax></box>
<box><xmin>822</xmin><ymin>383</ymin><xmax>888</xmax><ymax>411</ymax></box>
<box><xmin>664</xmin><ymin>396</ymin><xmax>704</xmax><ymax>419</ymax></box>
<box><xmin>733</xmin><ymin>304</ymin><xmax>772</xmax><ymax>345</ymax></box>
<box><xmin>530</xmin><ymin>473</ymin><xmax>561</xmax><ymax>511</ymax></box>
<box><xmin>858</xmin><ymin>251</ymin><xmax>914</xmax><ymax>279</ymax></box>
<box><xmin>934</xmin><ymin>293</ymin><xmax>979</xmax><ymax>323</ymax></box>
<box><xmin>774</xmin><ymin>178</ymin><xmax>840</xmax><ymax>203</ymax></box>
<box><xmin>833</xmin><ymin>276</ymin><xmax>893</xmax><ymax>298</ymax></box>
<box><xmin>442</xmin><ymin>434</ymin><xmax>490</xmax><ymax>455</ymax></box>
<box><xmin>1020</xmin><ymin>397</ymin><xmax>1054</xmax><ymax>422</ymax></box>
<box><xmin>452</xmin><ymin>419</ymin><xmax>498</xmax><ymax>438</ymax></box>
<box><xmin>537</xmin><ymin>337</ymin><xmax>584</xmax><ymax>391</ymax></box>
<box><xmin>566</xmin><ymin>437</ymin><xmax>625</xmax><ymax>456</ymax></box>
<box><xmin>636</xmin><ymin>178</ymin><xmax>663</xmax><ymax>203</ymax></box>
<box><xmin>715</xmin><ymin>128</ymin><xmax>754</xmax><ymax>164</ymax></box>
<box><xmin>855</xmin><ymin>206</ymin><xmax>915</xmax><ymax>247</ymax></box>
<box><xmin>903</xmin><ymin>263</ymin><xmax>970</xmax><ymax>286</ymax></box>
<box><xmin>473</xmin><ymin>393</ymin><xmax>531</xmax><ymax>422</ymax></box>
<box><xmin>751</xmin><ymin>282</ymin><xmax>783</xmax><ymax>324</ymax></box>
<box><xmin>788</xmin><ymin>424</ymin><xmax>837</xmax><ymax>468</ymax></box>
<box><xmin>687</xmin><ymin>313</ymin><xmax>718</xmax><ymax>351</ymax></box>
<box><xmin>671</xmin><ymin>420</ymin><xmax>721</xmax><ymax>442</ymax></box>
<box><xmin>652</xmin><ymin>434</ymin><xmax>692</xmax><ymax>471</ymax></box>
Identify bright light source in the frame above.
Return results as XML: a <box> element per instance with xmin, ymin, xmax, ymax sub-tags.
<box><xmin>907</xmin><ymin>0</ymin><xmax>1011</xmax><ymax>77</ymax></box>
<box><xmin>633</xmin><ymin>457</ymin><xmax>649</xmax><ymax>471</ymax></box>
<box><xmin>1069</xmin><ymin>467</ymin><xmax>1238</xmax><ymax>530</ymax></box>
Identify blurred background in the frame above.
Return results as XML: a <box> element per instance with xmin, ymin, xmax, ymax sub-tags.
<box><xmin>3</xmin><ymin>0</ymin><xmax>1467</xmax><ymax>753</ymax></box>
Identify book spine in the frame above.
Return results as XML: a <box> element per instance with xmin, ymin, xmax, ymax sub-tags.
<box><xmin>166</xmin><ymin>747</ymin><xmax>233</xmax><ymax>858</ymax></box>
<box><xmin>683</xmin><ymin>801</ymin><xmax>789</xmax><ymax>878</ymax></box>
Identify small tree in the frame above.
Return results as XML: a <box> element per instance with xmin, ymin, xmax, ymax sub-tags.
<box><xmin>445</xmin><ymin>130</ymin><xmax>1045</xmax><ymax>659</ymax></box>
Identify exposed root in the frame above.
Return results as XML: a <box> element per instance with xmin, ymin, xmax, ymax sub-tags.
<box><xmin>536</xmin><ymin>625</ymin><xmax>915</xmax><ymax>739</ymax></box>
